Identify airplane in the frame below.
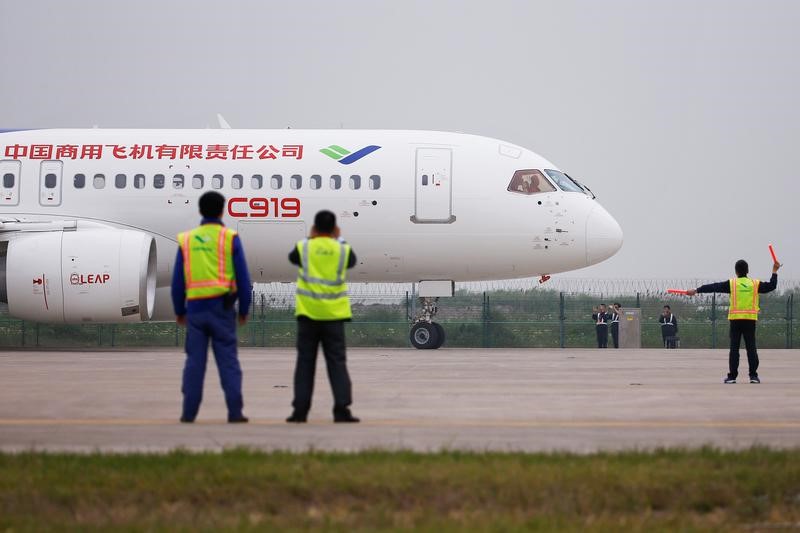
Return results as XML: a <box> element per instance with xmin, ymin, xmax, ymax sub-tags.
<box><xmin>0</xmin><ymin>128</ymin><xmax>623</xmax><ymax>349</ymax></box>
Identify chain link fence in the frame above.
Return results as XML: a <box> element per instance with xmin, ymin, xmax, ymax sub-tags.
<box><xmin>0</xmin><ymin>279</ymin><xmax>797</xmax><ymax>349</ymax></box>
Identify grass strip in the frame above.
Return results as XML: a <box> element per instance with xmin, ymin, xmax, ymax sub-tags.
<box><xmin>1</xmin><ymin>447</ymin><xmax>799</xmax><ymax>531</ymax></box>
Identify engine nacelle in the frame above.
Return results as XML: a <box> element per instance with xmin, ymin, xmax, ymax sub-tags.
<box><xmin>4</xmin><ymin>229</ymin><xmax>156</xmax><ymax>323</ymax></box>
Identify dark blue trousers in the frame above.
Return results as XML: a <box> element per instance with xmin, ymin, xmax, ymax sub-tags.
<box><xmin>182</xmin><ymin>304</ymin><xmax>243</xmax><ymax>421</ymax></box>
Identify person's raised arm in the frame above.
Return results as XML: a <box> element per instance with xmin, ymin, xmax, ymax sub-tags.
<box><xmin>759</xmin><ymin>261</ymin><xmax>782</xmax><ymax>293</ymax></box>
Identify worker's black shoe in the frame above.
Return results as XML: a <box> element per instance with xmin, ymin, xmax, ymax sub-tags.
<box><xmin>724</xmin><ymin>376</ymin><xmax>736</xmax><ymax>384</ymax></box>
<box><xmin>228</xmin><ymin>415</ymin><xmax>249</xmax><ymax>423</ymax></box>
<box><xmin>333</xmin><ymin>409</ymin><xmax>360</xmax><ymax>423</ymax></box>
<box><xmin>749</xmin><ymin>375</ymin><xmax>761</xmax><ymax>384</ymax></box>
<box><xmin>179</xmin><ymin>416</ymin><xmax>194</xmax><ymax>423</ymax></box>
<box><xmin>286</xmin><ymin>412</ymin><xmax>307</xmax><ymax>423</ymax></box>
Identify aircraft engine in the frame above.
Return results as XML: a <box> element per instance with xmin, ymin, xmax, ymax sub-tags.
<box><xmin>1</xmin><ymin>229</ymin><xmax>156</xmax><ymax>323</ymax></box>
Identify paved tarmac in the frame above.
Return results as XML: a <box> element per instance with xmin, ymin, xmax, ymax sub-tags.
<box><xmin>1</xmin><ymin>348</ymin><xmax>799</xmax><ymax>453</ymax></box>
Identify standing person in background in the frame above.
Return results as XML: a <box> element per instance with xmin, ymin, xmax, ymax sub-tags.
<box><xmin>286</xmin><ymin>210</ymin><xmax>359</xmax><ymax>423</ymax></box>
<box><xmin>659</xmin><ymin>306</ymin><xmax>678</xmax><ymax>348</ymax></box>
<box><xmin>610</xmin><ymin>303</ymin><xmax>622</xmax><ymax>348</ymax></box>
<box><xmin>686</xmin><ymin>259</ymin><xmax>781</xmax><ymax>384</ymax></box>
<box><xmin>172</xmin><ymin>191</ymin><xmax>251</xmax><ymax>424</ymax></box>
<box><xmin>592</xmin><ymin>304</ymin><xmax>610</xmax><ymax>348</ymax></box>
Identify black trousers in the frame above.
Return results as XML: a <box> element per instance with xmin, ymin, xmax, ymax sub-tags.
<box><xmin>728</xmin><ymin>319</ymin><xmax>759</xmax><ymax>379</ymax></box>
<box><xmin>610</xmin><ymin>323</ymin><xmax>619</xmax><ymax>348</ymax></box>
<box><xmin>662</xmin><ymin>327</ymin><xmax>677</xmax><ymax>348</ymax></box>
<box><xmin>292</xmin><ymin>318</ymin><xmax>352</xmax><ymax>414</ymax></box>
<box><xmin>596</xmin><ymin>324</ymin><xmax>608</xmax><ymax>348</ymax></box>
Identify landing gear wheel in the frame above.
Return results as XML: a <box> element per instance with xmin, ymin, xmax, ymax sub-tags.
<box><xmin>432</xmin><ymin>322</ymin><xmax>445</xmax><ymax>349</ymax></box>
<box><xmin>410</xmin><ymin>322</ymin><xmax>440</xmax><ymax>350</ymax></box>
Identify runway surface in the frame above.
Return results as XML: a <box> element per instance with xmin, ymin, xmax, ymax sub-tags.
<box><xmin>1</xmin><ymin>348</ymin><xmax>799</xmax><ymax>453</ymax></box>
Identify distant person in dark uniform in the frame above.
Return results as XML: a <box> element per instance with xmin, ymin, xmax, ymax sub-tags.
<box><xmin>286</xmin><ymin>210</ymin><xmax>359</xmax><ymax>423</ymax></box>
<box><xmin>686</xmin><ymin>258</ymin><xmax>781</xmax><ymax>384</ymax></box>
<box><xmin>592</xmin><ymin>304</ymin><xmax>610</xmax><ymax>348</ymax></box>
<box><xmin>610</xmin><ymin>303</ymin><xmax>622</xmax><ymax>348</ymax></box>
<box><xmin>659</xmin><ymin>305</ymin><xmax>678</xmax><ymax>348</ymax></box>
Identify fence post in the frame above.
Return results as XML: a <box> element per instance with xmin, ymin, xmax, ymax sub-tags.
<box><xmin>406</xmin><ymin>290</ymin><xmax>413</xmax><ymax>348</ymax></box>
<box><xmin>711</xmin><ymin>293</ymin><xmax>717</xmax><ymax>349</ymax></box>
<box><xmin>261</xmin><ymin>315</ymin><xmax>267</xmax><ymax>347</ymax></box>
<box><xmin>21</xmin><ymin>320</ymin><xmax>25</xmax><ymax>346</ymax></box>
<box><xmin>35</xmin><ymin>322</ymin><xmax>39</xmax><ymax>347</ymax></box>
<box><xmin>481</xmin><ymin>292</ymin><xmax>488</xmax><ymax>348</ymax></box>
<box><xmin>559</xmin><ymin>292</ymin><xmax>566</xmax><ymax>349</ymax></box>
<box><xmin>111</xmin><ymin>324</ymin><xmax>116</xmax><ymax>347</ymax></box>
<box><xmin>636</xmin><ymin>292</ymin><xmax>640</xmax><ymax>309</ymax></box>
<box><xmin>787</xmin><ymin>293</ymin><xmax>794</xmax><ymax>349</ymax></box>
<box><xmin>175</xmin><ymin>322</ymin><xmax>180</xmax><ymax>347</ymax></box>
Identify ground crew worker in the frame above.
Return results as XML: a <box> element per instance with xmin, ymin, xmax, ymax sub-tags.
<box><xmin>659</xmin><ymin>305</ymin><xmax>678</xmax><ymax>348</ymax></box>
<box><xmin>686</xmin><ymin>259</ymin><xmax>780</xmax><ymax>384</ymax></box>
<box><xmin>286</xmin><ymin>210</ymin><xmax>359</xmax><ymax>423</ymax></box>
<box><xmin>610</xmin><ymin>303</ymin><xmax>622</xmax><ymax>348</ymax></box>
<box><xmin>172</xmin><ymin>191</ymin><xmax>251</xmax><ymax>423</ymax></box>
<box><xmin>592</xmin><ymin>304</ymin><xmax>610</xmax><ymax>348</ymax></box>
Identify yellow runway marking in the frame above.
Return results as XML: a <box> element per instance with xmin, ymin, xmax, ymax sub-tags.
<box><xmin>0</xmin><ymin>419</ymin><xmax>799</xmax><ymax>429</ymax></box>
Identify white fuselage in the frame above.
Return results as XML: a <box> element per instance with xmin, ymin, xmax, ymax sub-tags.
<box><xmin>0</xmin><ymin>128</ymin><xmax>623</xmax><ymax>322</ymax></box>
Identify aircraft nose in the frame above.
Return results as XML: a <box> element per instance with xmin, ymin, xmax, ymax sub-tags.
<box><xmin>585</xmin><ymin>205</ymin><xmax>623</xmax><ymax>265</ymax></box>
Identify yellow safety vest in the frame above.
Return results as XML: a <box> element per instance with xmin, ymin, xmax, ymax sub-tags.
<box><xmin>728</xmin><ymin>277</ymin><xmax>760</xmax><ymax>321</ymax></box>
<box><xmin>295</xmin><ymin>237</ymin><xmax>352</xmax><ymax>320</ymax></box>
<box><xmin>177</xmin><ymin>224</ymin><xmax>236</xmax><ymax>300</ymax></box>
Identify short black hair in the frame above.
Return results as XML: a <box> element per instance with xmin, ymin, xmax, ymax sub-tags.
<box><xmin>199</xmin><ymin>191</ymin><xmax>225</xmax><ymax>218</ymax></box>
<box><xmin>314</xmin><ymin>210</ymin><xmax>336</xmax><ymax>234</ymax></box>
<box><xmin>614</xmin><ymin>302</ymin><xmax>621</xmax><ymax>307</ymax></box>
<box><xmin>663</xmin><ymin>305</ymin><xmax>671</xmax><ymax>310</ymax></box>
<box><xmin>735</xmin><ymin>259</ymin><xmax>749</xmax><ymax>277</ymax></box>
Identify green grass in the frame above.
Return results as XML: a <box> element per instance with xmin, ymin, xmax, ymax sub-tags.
<box><xmin>2</xmin><ymin>448</ymin><xmax>800</xmax><ymax>531</ymax></box>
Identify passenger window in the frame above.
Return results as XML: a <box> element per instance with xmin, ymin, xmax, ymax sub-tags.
<box><xmin>211</xmin><ymin>174</ymin><xmax>223</xmax><ymax>189</ymax></box>
<box><xmin>44</xmin><ymin>173</ymin><xmax>57</xmax><ymax>189</ymax></box>
<box><xmin>115</xmin><ymin>173</ymin><xmax>127</xmax><ymax>189</ymax></box>
<box><xmin>153</xmin><ymin>174</ymin><xmax>165</xmax><ymax>189</ymax></box>
<box><xmin>349</xmin><ymin>175</ymin><xmax>361</xmax><ymax>190</ymax></box>
<box><xmin>93</xmin><ymin>174</ymin><xmax>106</xmax><ymax>189</ymax></box>
<box><xmin>271</xmin><ymin>174</ymin><xmax>282</xmax><ymax>189</ymax></box>
<box><xmin>421</xmin><ymin>174</ymin><xmax>428</xmax><ymax>186</ymax></box>
<box><xmin>506</xmin><ymin>169</ymin><xmax>555</xmax><ymax>195</ymax></box>
<box><xmin>369</xmin><ymin>175</ymin><xmax>381</xmax><ymax>190</ymax></box>
<box><xmin>310</xmin><ymin>174</ymin><xmax>321</xmax><ymax>190</ymax></box>
<box><xmin>3</xmin><ymin>173</ymin><xmax>14</xmax><ymax>188</ymax></box>
<box><xmin>251</xmin><ymin>174</ymin><xmax>263</xmax><ymax>189</ymax></box>
<box><xmin>231</xmin><ymin>174</ymin><xmax>243</xmax><ymax>189</ymax></box>
<box><xmin>290</xmin><ymin>174</ymin><xmax>302</xmax><ymax>190</ymax></box>
<box><xmin>173</xmin><ymin>174</ymin><xmax>185</xmax><ymax>189</ymax></box>
<box><xmin>134</xmin><ymin>174</ymin><xmax>145</xmax><ymax>189</ymax></box>
<box><xmin>74</xmin><ymin>173</ymin><xmax>86</xmax><ymax>189</ymax></box>
<box><xmin>544</xmin><ymin>169</ymin><xmax>584</xmax><ymax>193</ymax></box>
<box><xmin>192</xmin><ymin>174</ymin><xmax>204</xmax><ymax>189</ymax></box>
<box><xmin>330</xmin><ymin>175</ymin><xmax>341</xmax><ymax>190</ymax></box>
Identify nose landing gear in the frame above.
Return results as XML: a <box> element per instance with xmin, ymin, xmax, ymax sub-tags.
<box><xmin>409</xmin><ymin>297</ymin><xmax>445</xmax><ymax>349</ymax></box>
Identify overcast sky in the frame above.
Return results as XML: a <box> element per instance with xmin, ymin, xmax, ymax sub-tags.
<box><xmin>1</xmin><ymin>0</ymin><xmax>797</xmax><ymax>281</ymax></box>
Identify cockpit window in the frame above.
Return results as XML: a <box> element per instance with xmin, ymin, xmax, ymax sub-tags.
<box><xmin>544</xmin><ymin>169</ymin><xmax>585</xmax><ymax>193</ymax></box>
<box><xmin>507</xmin><ymin>169</ymin><xmax>555</xmax><ymax>195</ymax></box>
